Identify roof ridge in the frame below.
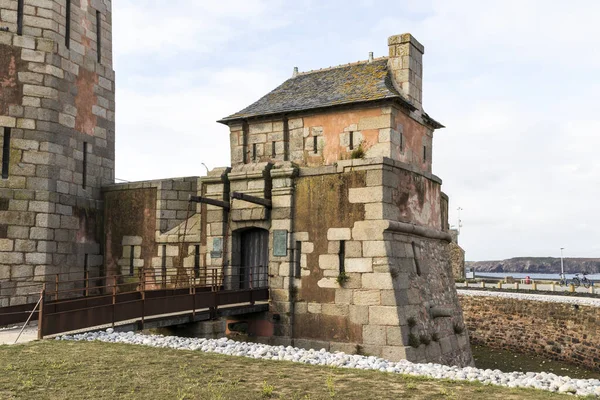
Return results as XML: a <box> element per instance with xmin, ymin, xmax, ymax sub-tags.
<box><xmin>295</xmin><ymin>56</ymin><xmax>389</xmax><ymax>77</ymax></box>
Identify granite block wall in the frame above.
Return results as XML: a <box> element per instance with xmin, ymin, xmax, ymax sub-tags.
<box><xmin>461</xmin><ymin>294</ymin><xmax>600</xmax><ymax>371</ymax></box>
<box><xmin>228</xmin><ymin>104</ymin><xmax>433</xmax><ymax>173</ymax></box>
<box><xmin>0</xmin><ymin>0</ymin><xmax>114</xmax><ymax>305</ymax></box>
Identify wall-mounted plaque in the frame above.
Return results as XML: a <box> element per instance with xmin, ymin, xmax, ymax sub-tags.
<box><xmin>211</xmin><ymin>237</ymin><xmax>222</xmax><ymax>258</ymax></box>
<box><xmin>273</xmin><ymin>230</ymin><xmax>288</xmax><ymax>257</ymax></box>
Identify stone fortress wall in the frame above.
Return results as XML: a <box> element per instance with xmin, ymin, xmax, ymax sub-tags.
<box><xmin>0</xmin><ymin>0</ymin><xmax>115</xmax><ymax>305</ymax></box>
<box><xmin>100</xmin><ymin>33</ymin><xmax>474</xmax><ymax>367</ymax></box>
<box><xmin>460</xmin><ymin>292</ymin><xmax>600</xmax><ymax>371</ymax></box>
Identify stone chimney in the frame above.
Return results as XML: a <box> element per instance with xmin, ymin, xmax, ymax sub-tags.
<box><xmin>387</xmin><ymin>33</ymin><xmax>424</xmax><ymax>110</ymax></box>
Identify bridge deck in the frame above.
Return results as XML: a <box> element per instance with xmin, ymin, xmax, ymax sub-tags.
<box><xmin>0</xmin><ymin>267</ymin><xmax>270</xmax><ymax>338</ymax></box>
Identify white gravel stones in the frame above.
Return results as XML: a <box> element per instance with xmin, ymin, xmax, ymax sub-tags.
<box><xmin>457</xmin><ymin>289</ymin><xmax>600</xmax><ymax>308</ymax></box>
<box><xmin>58</xmin><ymin>330</ymin><xmax>600</xmax><ymax>397</ymax></box>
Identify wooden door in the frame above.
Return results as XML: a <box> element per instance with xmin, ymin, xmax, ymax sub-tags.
<box><xmin>240</xmin><ymin>228</ymin><xmax>269</xmax><ymax>289</ymax></box>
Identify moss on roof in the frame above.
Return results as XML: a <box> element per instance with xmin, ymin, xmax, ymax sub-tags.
<box><xmin>218</xmin><ymin>58</ymin><xmax>413</xmax><ymax>123</ymax></box>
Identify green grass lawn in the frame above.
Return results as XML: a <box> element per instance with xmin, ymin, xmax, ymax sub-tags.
<box><xmin>0</xmin><ymin>341</ymin><xmax>577</xmax><ymax>399</ymax></box>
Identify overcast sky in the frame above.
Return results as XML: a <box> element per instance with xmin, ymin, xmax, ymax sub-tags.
<box><xmin>112</xmin><ymin>0</ymin><xmax>600</xmax><ymax>261</ymax></box>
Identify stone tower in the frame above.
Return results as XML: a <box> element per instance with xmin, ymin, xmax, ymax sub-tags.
<box><xmin>0</xmin><ymin>0</ymin><xmax>115</xmax><ymax>305</ymax></box>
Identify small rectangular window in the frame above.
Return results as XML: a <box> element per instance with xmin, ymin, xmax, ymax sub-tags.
<box><xmin>2</xmin><ymin>127</ymin><xmax>11</xmax><ymax>179</ymax></box>
<box><xmin>65</xmin><ymin>0</ymin><xmax>71</xmax><ymax>48</ymax></box>
<box><xmin>161</xmin><ymin>244</ymin><xmax>167</xmax><ymax>285</ymax></box>
<box><xmin>412</xmin><ymin>241</ymin><xmax>421</xmax><ymax>276</ymax></box>
<box><xmin>17</xmin><ymin>0</ymin><xmax>24</xmax><ymax>35</ymax></box>
<box><xmin>294</xmin><ymin>241</ymin><xmax>302</xmax><ymax>277</ymax></box>
<box><xmin>82</xmin><ymin>142</ymin><xmax>88</xmax><ymax>188</ymax></box>
<box><xmin>400</xmin><ymin>134</ymin><xmax>404</xmax><ymax>152</ymax></box>
<box><xmin>283</xmin><ymin>118</ymin><xmax>289</xmax><ymax>161</ymax></box>
<box><xmin>252</xmin><ymin>143</ymin><xmax>257</xmax><ymax>161</ymax></box>
<box><xmin>194</xmin><ymin>244</ymin><xmax>200</xmax><ymax>278</ymax></box>
<box><xmin>349</xmin><ymin>131</ymin><xmax>354</xmax><ymax>150</ymax></box>
<box><xmin>242</xmin><ymin>122</ymin><xmax>249</xmax><ymax>164</ymax></box>
<box><xmin>83</xmin><ymin>253</ymin><xmax>89</xmax><ymax>296</ymax></box>
<box><xmin>272</xmin><ymin>141</ymin><xmax>276</xmax><ymax>157</ymax></box>
<box><xmin>313</xmin><ymin>136</ymin><xmax>318</xmax><ymax>154</ymax></box>
<box><xmin>423</xmin><ymin>146</ymin><xmax>427</xmax><ymax>162</ymax></box>
<box><xmin>338</xmin><ymin>240</ymin><xmax>346</xmax><ymax>274</ymax></box>
<box><xmin>129</xmin><ymin>245</ymin><xmax>135</xmax><ymax>276</ymax></box>
<box><xmin>96</xmin><ymin>11</ymin><xmax>102</xmax><ymax>63</ymax></box>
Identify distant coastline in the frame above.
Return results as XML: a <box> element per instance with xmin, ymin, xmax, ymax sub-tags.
<box><xmin>466</xmin><ymin>257</ymin><xmax>600</xmax><ymax>274</ymax></box>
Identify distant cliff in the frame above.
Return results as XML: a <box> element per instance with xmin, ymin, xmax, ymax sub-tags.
<box><xmin>465</xmin><ymin>258</ymin><xmax>600</xmax><ymax>274</ymax></box>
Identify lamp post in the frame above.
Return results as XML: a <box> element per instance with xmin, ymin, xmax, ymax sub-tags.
<box><xmin>457</xmin><ymin>207</ymin><xmax>463</xmax><ymax>235</ymax></box>
<box><xmin>201</xmin><ymin>163</ymin><xmax>209</xmax><ymax>175</ymax></box>
<box><xmin>560</xmin><ymin>247</ymin><xmax>565</xmax><ymax>276</ymax></box>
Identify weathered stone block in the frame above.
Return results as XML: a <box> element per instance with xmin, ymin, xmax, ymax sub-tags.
<box><xmin>37</xmin><ymin>240</ymin><xmax>56</xmax><ymax>253</ymax></box>
<box><xmin>2</xmin><ymin>252</ymin><xmax>24</xmax><ymax>264</ymax></box>
<box><xmin>426</xmin><ymin>342</ymin><xmax>442</xmax><ymax>360</ymax></box>
<box><xmin>386</xmin><ymin>326</ymin><xmax>404</xmax><ymax>345</ymax></box>
<box><xmin>28</xmin><ymin>201</ymin><xmax>54</xmax><ymax>213</ymax></box>
<box><xmin>318</xmin><ymin>254</ymin><xmax>339</xmax><ymax>270</ymax></box>
<box><xmin>345</xmin><ymin>241</ymin><xmax>362</xmax><ymax>258</ymax></box>
<box><xmin>439</xmin><ymin>336</ymin><xmax>453</xmax><ymax>355</ymax></box>
<box><xmin>0</xmin><ymin>265</ymin><xmax>9</xmax><ymax>280</ymax></box>
<box><xmin>327</xmin><ymin>227</ymin><xmax>351</xmax><ymax>241</ymax></box>
<box><xmin>363</xmin><ymin>325</ymin><xmax>386</xmax><ymax>345</ymax></box>
<box><xmin>249</xmin><ymin>122</ymin><xmax>273</xmax><ymax>134</ymax></box>
<box><xmin>345</xmin><ymin>258</ymin><xmax>373</xmax><ymax>273</ymax></box>
<box><xmin>330</xmin><ymin>342</ymin><xmax>358</xmax><ymax>354</ymax></box>
<box><xmin>327</xmin><ymin>240</ymin><xmax>340</xmax><ymax>254</ymax></box>
<box><xmin>380</xmin><ymin>290</ymin><xmax>403</xmax><ymax>306</ymax></box>
<box><xmin>363</xmin><ymin>241</ymin><xmax>390</xmax><ymax>257</ymax></box>
<box><xmin>381</xmin><ymin>345</ymin><xmax>409</xmax><ymax>361</ymax></box>
<box><xmin>1</xmin><ymin>211</ymin><xmax>35</xmax><ymax>226</ymax></box>
<box><xmin>351</xmin><ymin>220</ymin><xmax>389</xmax><ymax>241</ymax></box>
<box><xmin>0</xmin><ymin>239</ymin><xmax>14</xmax><ymax>251</ymax></box>
<box><xmin>295</xmin><ymin>232</ymin><xmax>309</xmax><ymax>241</ymax></box>
<box><xmin>334</xmin><ymin>289</ymin><xmax>353</xmax><ymax>304</ymax></box>
<box><xmin>288</xmin><ymin>118</ymin><xmax>303</xmax><ymax>129</ymax></box>
<box><xmin>307</xmin><ymin>302</ymin><xmax>322</xmax><ymax>314</ymax></box>
<box><xmin>300</xmin><ymin>241</ymin><xmax>314</xmax><ymax>254</ymax></box>
<box><xmin>11</xmin><ymin>264</ymin><xmax>33</xmax><ymax>278</ymax></box>
<box><xmin>353</xmin><ymin>290</ymin><xmax>380</xmax><ymax>305</ymax></box>
<box><xmin>362</xmin><ymin>273</ymin><xmax>394</xmax><ymax>289</ymax></box>
<box><xmin>349</xmin><ymin>305</ymin><xmax>369</xmax><ymax>324</ymax></box>
<box><xmin>348</xmin><ymin>187</ymin><xmax>384</xmax><ymax>204</ymax></box>
<box><xmin>317</xmin><ymin>277</ymin><xmax>338</xmax><ymax>288</ymax></box>
<box><xmin>0</xmin><ymin>116</ymin><xmax>16</xmax><ymax>128</ymax></box>
<box><xmin>369</xmin><ymin>305</ymin><xmax>405</xmax><ymax>326</ymax></box>
<box><xmin>25</xmin><ymin>252</ymin><xmax>52</xmax><ymax>264</ymax></box>
<box><xmin>322</xmin><ymin>303</ymin><xmax>348</xmax><ymax>316</ymax></box>
<box><xmin>8</xmin><ymin>226</ymin><xmax>30</xmax><ymax>239</ymax></box>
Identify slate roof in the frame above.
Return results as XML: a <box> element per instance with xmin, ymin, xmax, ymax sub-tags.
<box><xmin>218</xmin><ymin>58</ymin><xmax>415</xmax><ymax>124</ymax></box>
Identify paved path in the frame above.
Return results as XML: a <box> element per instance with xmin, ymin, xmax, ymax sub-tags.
<box><xmin>457</xmin><ymin>289</ymin><xmax>600</xmax><ymax>308</ymax></box>
<box><xmin>0</xmin><ymin>324</ymin><xmax>37</xmax><ymax>345</ymax></box>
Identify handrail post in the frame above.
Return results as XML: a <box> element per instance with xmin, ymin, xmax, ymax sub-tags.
<box><xmin>112</xmin><ymin>276</ymin><xmax>116</xmax><ymax>327</ymax></box>
<box><xmin>84</xmin><ymin>270</ymin><xmax>89</xmax><ymax>297</ymax></box>
<box><xmin>140</xmin><ymin>269</ymin><xmax>145</xmax><ymax>330</ymax></box>
<box><xmin>190</xmin><ymin>275</ymin><xmax>195</xmax><ymax>318</ymax></box>
<box><xmin>212</xmin><ymin>269</ymin><xmax>216</xmax><ymax>292</ymax></box>
<box><xmin>37</xmin><ymin>284</ymin><xmax>46</xmax><ymax>340</ymax></box>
